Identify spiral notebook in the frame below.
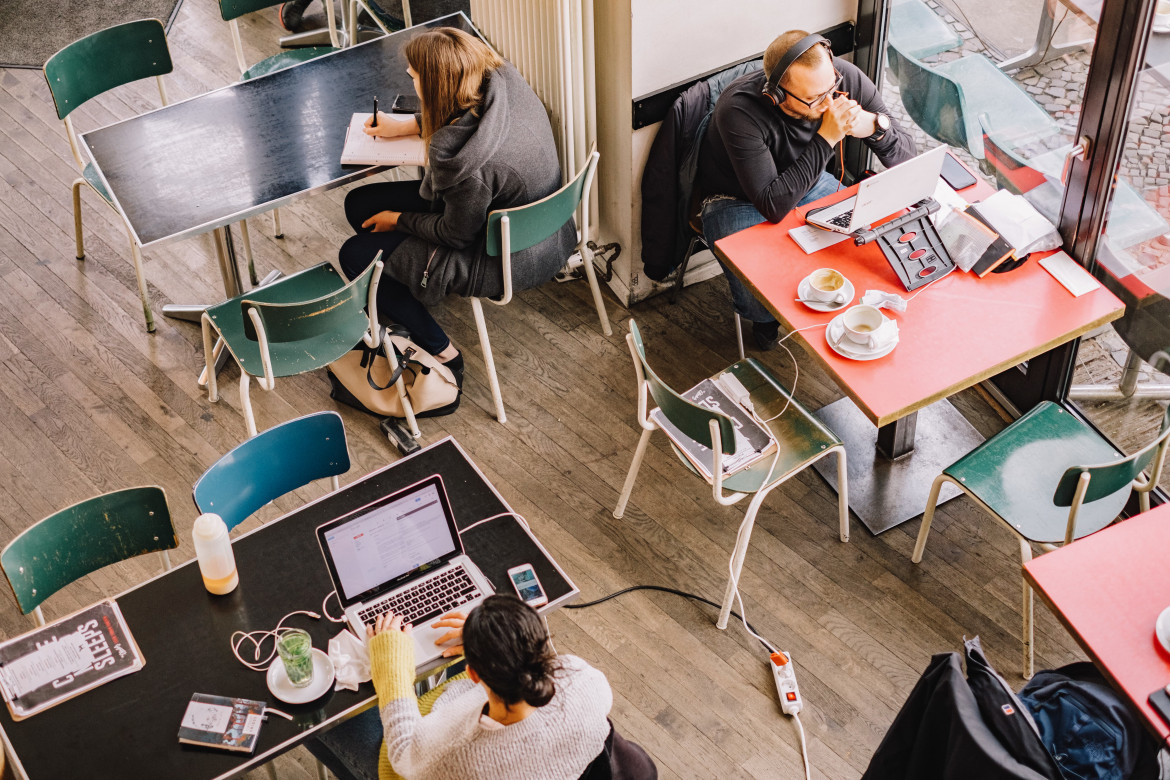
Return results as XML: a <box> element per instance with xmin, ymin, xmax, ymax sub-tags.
<box><xmin>340</xmin><ymin>113</ymin><xmax>426</xmax><ymax>166</ymax></box>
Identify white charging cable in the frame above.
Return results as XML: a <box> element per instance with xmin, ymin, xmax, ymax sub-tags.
<box><xmin>230</xmin><ymin>610</ymin><xmax>321</xmax><ymax>671</ymax></box>
<box><xmin>458</xmin><ymin>511</ymin><xmax>529</xmax><ymax>535</ymax></box>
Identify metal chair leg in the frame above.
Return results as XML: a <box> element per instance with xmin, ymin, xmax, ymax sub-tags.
<box><xmin>911</xmin><ymin>474</ymin><xmax>951</xmax><ymax>563</ymax></box>
<box><xmin>72</xmin><ymin>178</ymin><xmax>86</xmax><ymax>260</ymax></box>
<box><xmin>264</xmin><ymin>762</ymin><xmax>278</xmax><ymax>780</ymax></box>
<box><xmin>126</xmin><ymin>230</ymin><xmax>155</xmax><ymax>333</ymax></box>
<box><xmin>316</xmin><ymin>758</ymin><xmax>329</xmax><ymax>780</ymax></box>
<box><xmin>272</xmin><ymin>208</ymin><xmax>283</xmax><ymax>239</ymax></box>
<box><xmin>238</xmin><ymin>219</ymin><xmax>260</xmax><ymax>287</ymax></box>
<box><xmin>579</xmin><ymin>241</ymin><xmax>613</xmax><ymax>336</ymax></box>
<box><xmin>1020</xmin><ymin>538</ymin><xmax>1034</xmax><ymax>680</ymax></box>
<box><xmin>734</xmin><ymin>313</ymin><xmax>745</xmax><ymax>361</ymax></box>
<box><xmin>835</xmin><ymin>446</ymin><xmax>850</xmax><ymax>543</ymax></box>
<box><xmin>470</xmin><ymin>297</ymin><xmax>506</xmax><ymax>423</ymax></box>
<box><xmin>614</xmin><ymin>427</ymin><xmax>653</xmax><ymax>518</ymax></box>
<box><xmin>670</xmin><ymin>236</ymin><xmax>698</xmax><ymax>304</ymax></box>
<box><xmin>240</xmin><ymin>372</ymin><xmax>258</xmax><ymax>438</ymax></box>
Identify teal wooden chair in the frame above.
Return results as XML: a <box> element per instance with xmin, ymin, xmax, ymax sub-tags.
<box><xmin>888</xmin><ymin>0</ymin><xmax>962</xmax><ymax>61</ymax></box>
<box><xmin>43</xmin><ymin>20</ymin><xmax>173</xmax><ymax>333</ymax></box>
<box><xmin>614</xmin><ymin>319</ymin><xmax>849</xmax><ymax>630</ymax></box>
<box><xmin>474</xmin><ymin>147</ymin><xmax>613</xmax><ymax>423</ymax></box>
<box><xmin>912</xmin><ymin>401</ymin><xmax>1170</xmax><ymax>678</ymax></box>
<box><xmin>1</xmin><ymin>487</ymin><xmax>177</xmax><ymax>626</ymax></box>
<box><xmin>886</xmin><ymin>41</ymin><xmax>1059</xmax><ymax>159</ymax></box>
<box><xmin>217</xmin><ymin>0</ymin><xmax>342</xmax><ymax>282</ymax></box>
<box><xmin>193</xmin><ymin>411</ymin><xmax>350</xmax><ymax>531</ymax></box>
<box><xmin>201</xmin><ymin>254</ymin><xmax>415</xmax><ymax>438</ymax></box>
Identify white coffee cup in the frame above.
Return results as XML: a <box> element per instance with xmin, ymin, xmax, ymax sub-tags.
<box><xmin>841</xmin><ymin>305</ymin><xmax>898</xmax><ymax>350</ymax></box>
<box><xmin>805</xmin><ymin>268</ymin><xmax>847</xmax><ymax>304</ymax></box>
<box><xmin>1158</xmin><ymin>0</ymin><xmax>1170</xmax><ymax>17</ymax></box>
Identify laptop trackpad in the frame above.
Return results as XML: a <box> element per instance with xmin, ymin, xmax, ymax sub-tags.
<box><xmin>411</xmin><ymin>619</ymin><xmax>459</xmax><ymax>663</ymax></box>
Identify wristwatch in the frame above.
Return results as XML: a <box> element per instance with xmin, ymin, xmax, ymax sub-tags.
<box><xmin>869</xmin><ymin>113</ymin><xmax>891</xmax><ymax>142</ymax></box>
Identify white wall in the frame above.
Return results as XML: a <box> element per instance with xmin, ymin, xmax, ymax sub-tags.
<box><xmin>595</xmin><ymin>0</ymin><xmax>856</xmax><ymax>305</ymax></box>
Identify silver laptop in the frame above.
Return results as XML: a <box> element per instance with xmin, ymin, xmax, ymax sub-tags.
<box><xmin>316</xmin><ymin>475</ymin><xmax>494</xmax><ymax>669</ymax></box>
<box><xmin>806</xmin><ymin>145</ymin><xmax>948</xmax><ymax>234</ymax></box>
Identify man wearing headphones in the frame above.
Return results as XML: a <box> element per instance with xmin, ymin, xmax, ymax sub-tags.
<box><xmin>696</xmin><ymin>30</ymin><xmax>915</xmax><ymax>349</ymax></box>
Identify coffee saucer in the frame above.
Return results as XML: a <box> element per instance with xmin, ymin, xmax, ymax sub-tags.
<box><xmin>1156</xmin><ymin>606</ymin><xmax>1170</xmax><ymax>653</ymax></box>
<box><xmin>826</xmin><ymin>315</ymin><xmax>898</xmax><ymax>361</ymax></box>
<box><xmin>266</xmin><ymin>648</ymin><xmax>335</xmax><ymax>704</ymax></box>
<box><xmin>797</xmin><ymin>276</ymin><xmax>854</xmax><ymax>312</ymax></box>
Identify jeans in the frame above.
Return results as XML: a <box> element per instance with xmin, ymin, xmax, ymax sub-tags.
<box><xmin>339</xmin><ymin>181</ymin><xmax>451</xmax><ymax>355</ymax></box>
<box><xmin>701</xmin><ymin>171</ymin><xmax>842</xmax><ymax>323</ymax></box>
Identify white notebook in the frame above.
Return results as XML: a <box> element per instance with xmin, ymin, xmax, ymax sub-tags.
<box><xmin>340</xmin><ymin>113</ymin><xmax>426</xmax><ymax>166</ymax></box>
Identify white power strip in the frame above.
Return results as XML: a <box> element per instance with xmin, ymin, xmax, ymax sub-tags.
<box><xmin>770</xmin><ymin>651</ymin><xmax>803</xmax><ymax>715</ymax></box>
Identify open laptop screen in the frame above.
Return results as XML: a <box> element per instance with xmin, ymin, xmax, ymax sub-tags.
<box><xmin>318</xmin><ymin>476</ymin><xmax>460</xmax><ymax>605</ymax></box>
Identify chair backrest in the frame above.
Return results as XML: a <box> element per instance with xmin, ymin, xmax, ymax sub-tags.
<box><xmin>218</xmin><ymin>0</ymin><xmax>284</xmax><ymax>22</ymax></box>
<box><xmin>979</xmin><ymin>114</ymin><xmax>1052</xmax><ymax>196</ymax></box>
<box><xmin>193</xmin><ymin>412</ymin><xmax>350</xmax><ymax>531</ymax></box>
<box><xmin>486</xmin><ymin>150</ymin><xmax>599</xmax><ymax>257</ymax></box>
<box><xmin>1053</xmin><ymin>404</ymin><xmax>1170</xmax><ymax>506</ymax></box>
<box><xmin>628</xmin><ymin>320</ymin><xmax>735</xmax><ymax>454</ymax></box>
<box><xmin>0</xmin><ymin>487</ymin><xmax>177</xmax><ymax>616</ymax></box>
<box><xmin>242</xmin><ymin>258</ymin><xmax>379</xmax><ymax>349</ymax></box>
<box><xmin>885</xmin><ymin>41</ymin><xmax>968</xmax><ymax>151</ymax></box>
<box><xmin>43</xmin><ymin>19</ymin><xmax>172</xmax><ymax>120</ymax></box>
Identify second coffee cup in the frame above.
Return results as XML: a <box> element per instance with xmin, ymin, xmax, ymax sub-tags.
<box><xmin>806</xmin><ymin>268</ymin><xmax>847</xmax><ymax>304</ymax></box>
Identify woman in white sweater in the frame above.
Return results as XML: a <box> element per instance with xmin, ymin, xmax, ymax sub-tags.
<box><xmin>308</xmin><ymin>595</ymin><xmax>622</xmax><ymax>780</ymax></box>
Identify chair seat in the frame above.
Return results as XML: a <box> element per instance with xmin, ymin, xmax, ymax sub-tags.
<box><xmin>935</xmin><ymin>54</ymin><xmax>1058</xmax><ymax>159</ymax></box>
<box><xmin>242</xmin><ymin>46</ymin><xmax>338</xmax><ymax>81</ymax></box>
<box><xmin>205</xmin><ymin>263</ymin><xmax>366</xmax><ymax>377</ymax></box>
<box><xmin>82</xmin><ymin>162</ymin><xmax>112</xmax><ymax>203</ymax></box>
<box><xmin>669</xmin><ymin>359</ymin><xmax>842</xmax><ymax>493</ymax></box>
<box><xmin>945</xmin><ymin>401</ymin><xmax>1128</xmax><ymax>545</ymax></box>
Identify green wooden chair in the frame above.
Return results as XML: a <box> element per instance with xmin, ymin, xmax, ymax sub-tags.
<box><xmin>1</xmin><ymin>487</ymin><xmax>178</xmax><ymax>626</ymax></box>
<box><xmin>475</xmin><ymin>147</ymin><xmax>612</xmax><ymax>423</ymax></box>
<box><xmin>201</xmin><ymin>254</ymin><xmax>415</xmax><ymax>438</ymax></box>
<box><xmin>912</xmin><ymin>400</ymin><xmax>1170</xmax><ymax>678</ymax></box>
<box><xmin>886</xmin><ymin>40</ymin><xmax>1059</xmax><ymax>159</ymax></box>
<box><xmin>613</xmin><ymin>319</ymin><xmax>849</xmax><ymax>630</ymax></box>
<box><xmin>43</xmin><ymin>20</ymin><xmax>173</xmax><ymax>333</ymax></box>
<box><xmin>193</xmin><ymin>411</ymin><xmax>350</xmax><ymax>531</ymax></box>
<box><xmin>217</xmin><ymin>0</ymin><xmax>342</xmax><ymax>283</ymax></box>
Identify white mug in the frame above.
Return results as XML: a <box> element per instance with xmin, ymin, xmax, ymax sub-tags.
<box><xmin>841</xmin><ymin>305</ymin><xmax>898</xmax><ymax>350</ymax></box>
<box><xmin>805</xmin><ymin>268</ymin><xmax>848</xmax><ymax>304</ymax></box>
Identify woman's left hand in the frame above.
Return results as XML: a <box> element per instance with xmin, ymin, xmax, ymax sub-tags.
<box><xmin>363</xmin><ymin>210</ymin><xmax>401</xmax><ymax>232</ymax></box>
<box><xmin>368</xmin><ymin>612</ymin><xmax>412</xmax><ymax>638</ymax></box>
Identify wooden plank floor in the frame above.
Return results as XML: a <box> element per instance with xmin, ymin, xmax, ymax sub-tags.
<box><xmin>0</xmin><ymin>4</ymin><xmax>1096</xmax><ymax>778</ymax></box>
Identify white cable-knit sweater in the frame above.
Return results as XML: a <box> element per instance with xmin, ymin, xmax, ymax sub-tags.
<box><xmin>369</xmin><ymin>631</ymin><xmax>612</xmax><ymax>780</ymax></box>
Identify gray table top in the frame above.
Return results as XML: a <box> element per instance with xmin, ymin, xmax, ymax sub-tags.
<box><xmin>81</xmin><ymin>13</ymin><xmax>475</xmax><ymax>248</ymax></box>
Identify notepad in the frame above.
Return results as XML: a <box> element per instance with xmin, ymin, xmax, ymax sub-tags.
<box><xmin>1040</xmin><ymin>251</ymin><xmax>1102</xmax><ymax>297</ymax></box>
<box><xmin>789</xmin><ymin>224</ymin><xmax>851</xmax><ymax>254</ymax></box>
<box><xmin>340</xmin><ymin>113</ymin><xmax>426</xmax><ymax>166</ymax></box>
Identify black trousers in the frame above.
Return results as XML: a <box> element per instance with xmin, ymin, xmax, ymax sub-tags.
<box><xmin>339</xmin><ymin>180</ymin><xmax>451</xmax><ymax>355</ymax></box>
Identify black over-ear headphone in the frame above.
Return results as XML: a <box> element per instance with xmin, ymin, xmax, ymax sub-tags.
<box><xmin>761</xmin><ymin>34</ymin><xmax>833</xmax><ymax>107</ymax></box>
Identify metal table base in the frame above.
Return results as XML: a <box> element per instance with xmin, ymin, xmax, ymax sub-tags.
<box><xmin>812</xmin><ymin>398</ymin><xmax>984</xmax><ymax>534</ymax></box>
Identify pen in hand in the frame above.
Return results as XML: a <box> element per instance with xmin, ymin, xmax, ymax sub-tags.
<box><xmin>372</xmin><ymin>96</ymin><xmax>378</xmax><ymax>128</ymax></box>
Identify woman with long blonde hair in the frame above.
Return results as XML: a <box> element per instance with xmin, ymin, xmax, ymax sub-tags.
<box><xmin>337</xmin><ymin>27</ymin><xmax>573</xmax><ymax>394</ymax></box>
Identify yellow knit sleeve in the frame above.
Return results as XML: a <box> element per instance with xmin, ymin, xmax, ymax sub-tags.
<box><xmin>368</xmin><ymin>631</ymin><xmax>416</xmax><ymax>706</ymax></box>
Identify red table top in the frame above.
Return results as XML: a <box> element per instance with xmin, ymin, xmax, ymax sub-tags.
<box><xmin>712</xmin><ymin>177</ymin><xmax>1125</xmax><ymax>427</ymax></box>
<box><xmin>1024</xmin><ymin>503</ymin><xmax>1170</xmax><ymax>741</ymax></box>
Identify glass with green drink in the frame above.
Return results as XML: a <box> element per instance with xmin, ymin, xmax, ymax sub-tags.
<box><xmin>276</xmin><ymin>629</ymin><xmax>314</xmax><ymax>688</ymax></box>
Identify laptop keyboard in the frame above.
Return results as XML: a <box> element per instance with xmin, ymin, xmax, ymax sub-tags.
<box><xmin>358</xmin><ymin>566</ymin><xmax>482</xmax><ymax>628</ymax></box>
<box><xmin>827</xmin><ymin>209</ymin><xmax>854</xmax><ymax>228</ymax></box>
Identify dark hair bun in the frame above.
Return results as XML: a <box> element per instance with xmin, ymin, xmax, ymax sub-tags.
<box><xmin>464</xmin><ymin>595</ymin><xmax>561</xmax><ymax>708</ymax></box>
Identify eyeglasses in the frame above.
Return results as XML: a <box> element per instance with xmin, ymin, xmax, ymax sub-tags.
<box><xmin>787</xmin><ymin>70</ymin><xmax>844</xmax><ymax>109</ymax></box>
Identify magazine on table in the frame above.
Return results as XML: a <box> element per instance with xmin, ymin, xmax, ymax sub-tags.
<box><xmin>650</xmin><ymin>378</ymin><xmax>776</xmax><ymax>479</ymax></box>
<box><xmin>178</xmin><ymin>693</ymin><xmax>267</xmax><ymax>753</ymax></box>
<box><xmin>0</xmin><ymin>599</ymin><xmax>143</xmax><ymax>720</ymax></box>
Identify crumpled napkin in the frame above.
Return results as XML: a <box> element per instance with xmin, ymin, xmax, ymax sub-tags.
<box><xmin>329</xmin><ymin>628</ymin><xmax>371</xmax><ymax>691</ymax></box>
<box><xmin>861</xmin><ymin>289</ymin><xmax>909</xmax><ymax>312</ymax></box>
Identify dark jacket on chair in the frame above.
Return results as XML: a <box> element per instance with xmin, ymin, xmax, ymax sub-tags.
<box><xmin>639</xmin><ymin>61</ymin><xmax>761</xmax><ymax>282</ymax></box>
<box><xmin>391</xmin><ymin>63</ymin><xmax>574</xmax><ymax>305</ymax></box>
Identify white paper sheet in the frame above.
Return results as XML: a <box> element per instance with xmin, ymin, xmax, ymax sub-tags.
<box><xmin>340</xmin><ymin>113</ymin><xmax>426</xmax><ymax>166</ymax></box>
<box><xmin>1039</xmin><ymin>251</ymin><xmax>1102</xmax><ymax>297</ymax></box>
<box><xmin>789</xmin><ymin>224</ymin><xmax>851</xmax><ymax>254</ymax></box>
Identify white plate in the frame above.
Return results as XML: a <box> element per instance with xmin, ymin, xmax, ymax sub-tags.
<box><xmin>1156</xmin><ymin>606</ymin><xmax>1170</xmax><ymax>653</ymax></box>
<box><xmin>266</xmin><ymin>648</ymin><xmax>335</xmax><ymax>704</ymax></box>
<box><xmin>797</xmin><ymin>276</ymin><xmax>855</xmax><ymax>312</ymax></box>
<box><xmin>826</xmin><ymin>315</ymin><xmax>898</xmax><ymax>361</ymax></box>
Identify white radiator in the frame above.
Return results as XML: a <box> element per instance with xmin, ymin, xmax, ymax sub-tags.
<box><xmin>470</xmin><ymin>0</ymin><xmax>595</xmax><ymax>181</ymax></box>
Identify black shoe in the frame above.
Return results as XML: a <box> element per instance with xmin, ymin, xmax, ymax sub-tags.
<box><xmin>279</xmin><ymin>0</ymin><xmax>313</xmax><ymax>31</ymax></box>
<box><xmin>752</xmin><ymin>321</ymin><xmax>780</xmax><ymax>351</ymax></box>
<box><xmin>441</xmin><ymin>353</ymin><xmax>464</xmax><ymax>389</ymax></box>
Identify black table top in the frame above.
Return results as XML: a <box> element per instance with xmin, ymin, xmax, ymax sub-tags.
<box><xmin>80</xmin><ymin>13</ymin><xmax>476</xmax><ymax>248</ymax></box>
<box><xmin>0</xmin><ymin>437</ymin><xmax>576</xmax><ymax>780</ymax></box>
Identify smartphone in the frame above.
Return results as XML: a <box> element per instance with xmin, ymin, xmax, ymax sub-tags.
<box><xmin>1149</xmin><ymin>686</ymin><xmax>1170</xmax><ymax>727</ymax></box>
<box><xmin>507</xmin><ymin>563</ymin><xmax>548</xmax><ymax>608</ymax></box>
<box><xmin>941</xmin><ymin>152</ymin><xmax>977</xmax><ymax>190</ymax></box>
<box><xmin>391</xmin><ymin>93</ymin><xmax>420</xmax><ymax>114</ymax></box>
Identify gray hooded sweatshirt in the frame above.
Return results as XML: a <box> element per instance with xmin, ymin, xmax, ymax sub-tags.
<box><xmin>390</xmin><ymin>63</ymin><xmax>574</xmax><ymax>305</ymax></box>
